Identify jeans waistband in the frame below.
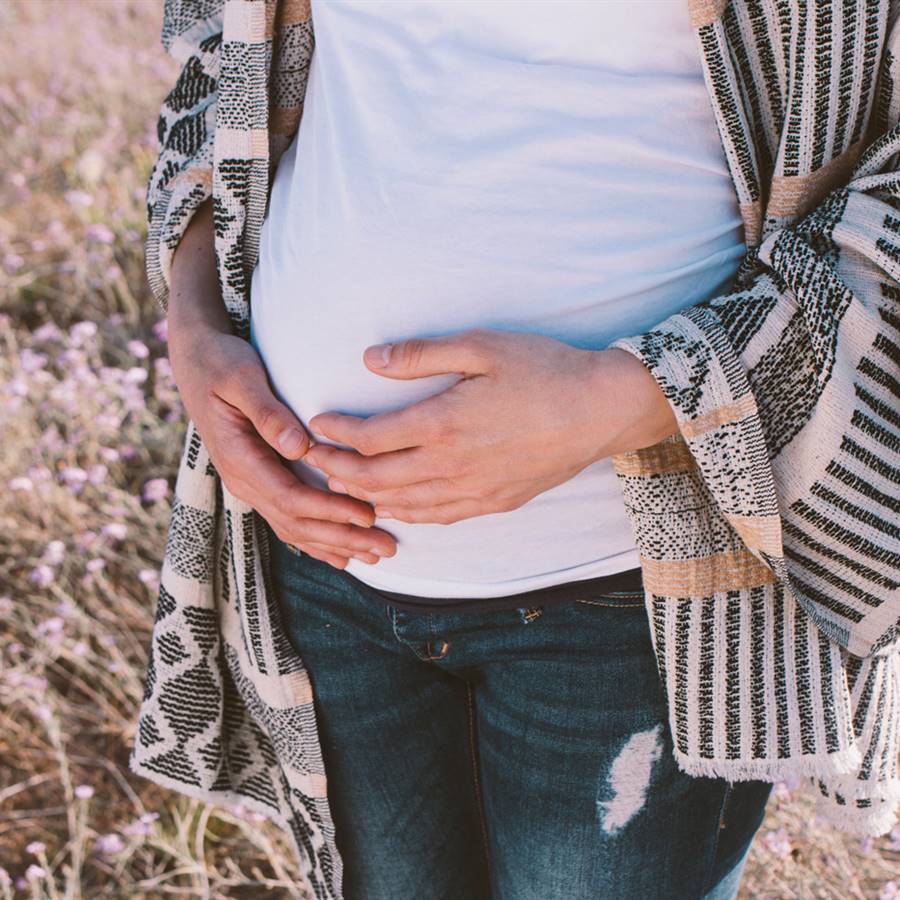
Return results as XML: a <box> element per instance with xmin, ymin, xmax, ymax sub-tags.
<box><xmin>339</xmin><ymin>564</ymin><xmax>645</xmax><ymax>615</ymax></box>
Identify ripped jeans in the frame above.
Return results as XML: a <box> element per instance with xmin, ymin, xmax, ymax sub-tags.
<box><xmin>267</xmin><ymin>526</ymin><xmax>773</xmax><ymax>900</ymax></box>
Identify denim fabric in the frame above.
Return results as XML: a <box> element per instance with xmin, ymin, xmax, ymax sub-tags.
<box><xmin>266</xmin><ymin>524</ymin><xmax>772</xmax><ymax>900</ymax></box>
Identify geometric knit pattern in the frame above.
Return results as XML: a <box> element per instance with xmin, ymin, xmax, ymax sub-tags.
<box><xmin>129</xmin><ymin>2</ymin><xmax>900</xmax><ymax>896</ymax></box>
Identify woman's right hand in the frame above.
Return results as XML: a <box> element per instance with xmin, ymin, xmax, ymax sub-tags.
<box><xmin>168</xmin><ymin>325</ymin><xmax>398</xmax><ymax>570</ymax></box>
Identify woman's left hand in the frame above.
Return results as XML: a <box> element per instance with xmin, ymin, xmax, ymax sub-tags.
<box><xmin>304</xmin><ymin>328</ymin><xmax>678</xmax><ymax>525</ymax></box>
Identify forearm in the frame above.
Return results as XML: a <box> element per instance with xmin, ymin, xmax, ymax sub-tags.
<box><xmin>167</xmin><ymin>197</ymin><xmax>233</xmax><ymax>349</ymax></box>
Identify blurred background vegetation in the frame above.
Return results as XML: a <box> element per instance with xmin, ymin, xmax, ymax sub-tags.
<box><xmin>0</xmin><ymin>1</ymin><xmax>897</xmax><ymax>896</ymax></box>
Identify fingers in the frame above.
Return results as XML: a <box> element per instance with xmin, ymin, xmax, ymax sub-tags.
<box><xmin>278</xmin><ymin>516</ymin><xmax>397</xmax><ymax>557</ymax></box>
<box><xmin>371</xmin><ymin>497</ymin><xmax>485</xmax><ymax>525</ymax></box>
<box><xmin>308</xmin><ymin>394</ymin><xmax>453</xmax><ymax>456</ymax></box>
<box><xmin>295</xmin><ymin>541</ymin><xmax>382</xmax><ymax>567</ymax></box>
<box><xmin>303</xmin><ymin>444</ymin><xmax>444</xmax><ymax>492</ymax></box>
<box><xmin>361</xmin><ymin>329</ymin><xmax>495</xmax><ymax>379</ymax></box>
<box><xmin>229</xmin><ymin>473</ymin><xmax>398</xmax><ymax>557</ymax></box>
<box><xmin>212</xmin><ymin>408</ymin><xmax>382</xmax><ymax>528</ymax></box>
<box><xmin>215</xmin><ymin>358</ymin><xmax>311</xmax><ymax>459</ymax></box>
<box><xmin>294</xmin><ymin>543</ymin><xmax>349</xmax><ymax>569</ymax></box>
<box><xmin>276</xmin><ymin>480</ymin><xmax>394</xmax><ymax>534</ymax></box>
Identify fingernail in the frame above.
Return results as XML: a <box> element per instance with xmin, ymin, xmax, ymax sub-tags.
<box><xmin>369</xmin><ymin>546</ymin><xmax>389</xmax><ymax>557</ymax></box>
<box><xmin>375</xmin><ymin>508</ymin><xmax>394</xmax><ymax>519</ymax></box>
<box><xmin>330</xmin><ymin>479</ymin><xmax>348</xmax><ymax>494</ymax></box>
<box><xmin>349</xmin><ymin>516</ymin><xmax>370</xmax><ymax>528</ymax></box>
<box><xmin>365</xmin><ymin>344</ymin><xmax>392</xmax><ymax>368</ymax></box>
<box><xmin>278</xmin><ymin>427</ymin><xmax>305</xmax><ymax>455</ymax></box>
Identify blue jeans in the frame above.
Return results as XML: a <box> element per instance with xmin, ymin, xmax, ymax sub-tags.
<box><xmin>266</xmin><ymin>525</ymin><xmax>772</xmax><ymax>900</ymax></box>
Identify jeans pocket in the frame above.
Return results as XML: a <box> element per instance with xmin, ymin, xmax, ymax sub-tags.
<box><xmin>574</xmin><ymin>589</ymin><xmax>646</xmax><ymax>609</ymax></box>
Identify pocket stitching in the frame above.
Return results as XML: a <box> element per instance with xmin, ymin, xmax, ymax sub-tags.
<box><xmin>574</xmin><ymin>592</ymin><xmax>645</xmax><ymax>608</ymax></box>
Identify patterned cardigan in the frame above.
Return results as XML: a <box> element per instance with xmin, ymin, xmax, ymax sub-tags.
<box><xmin>130</xmin><ymin>0</ymin><xmax>900</xmax><ymax>895</ymax></box>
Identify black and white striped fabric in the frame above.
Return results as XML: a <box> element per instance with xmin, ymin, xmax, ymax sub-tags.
<box><xmin>130</xmin><ymin>2</ymin><xmax>900</xmax><ymax>895</ymax></box>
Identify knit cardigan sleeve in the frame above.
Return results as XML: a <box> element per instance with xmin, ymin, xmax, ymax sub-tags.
<box><xmin>609</xmin><ymin>15</ymin><xmax>900</xmax><ymax>662</ymax></box>
<box><xmin>145</xmin><ymin>0</ymin><xmax>224</xmax><ymax>314</ymax></box>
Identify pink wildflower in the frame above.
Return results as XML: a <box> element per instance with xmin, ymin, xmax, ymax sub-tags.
<box><xmin>94</xmin><ymin>833</ymin><xmax>125</xmax><ymax>856</ymax></box>
<box><xmin>138</xmin><ymin>569</ymin><xmax>159</xmax><ymax>587</ymax></box>
<box><xmin>29</xmin><ymin>565</ymin><xmax>55</xmax><ymax>588</ymax></box>
<box><xmin>60</xmin><ymin>467</ymin><xmax>88</xmax><ymax>491</ymax></box>
<box><xmin>27</xmin><ymin>465</ymin><xmax>52</xmax><ymax>482</ymax></box>
<box><xmin>33</xmin><ymin>322</ymin><xmax>62</xmax><ymax>342</ymax></box>
<box><xmin>3</xmin><ymin>253</ymin><xmax>24</xmax><ymax>274</ymax></box>
<box><xmin>43</xmin><ymin>540</ymin><xmax>66</xmax><ymax>566</ymax></box>
<box><xmin>127</xmin><ymin>339</ymin><xmax>150</xmax><ymax>359</ymax></box>
<box><xmin>55</xmin><ymin>599</ymin><xmax>75</xmax><ymax>618</ymax></box>
<box><xmin>85</xmin><ymin>223</ymin><xmax>115</xmax><ymax>244</ymax></box>
<box><xmin>37</xmin><ymin>617</ymin><xmax>65</xmax><ymax>637</ymax></box>
<box><xmin>101</xmin><ymin>522</ymin><xmax>128</xmax><ymax>542</ymax></box>
<box><xmin>24</xmin><ymin>865</ymin><xmax>46</xmax><ymax>883</ymax></box>
<box><xmin>125</xmin><ymin>366</ymin><xmax>148</xmax><ymax>384</ymax></box>
<box><xmin>123</xmin><ymin>812</ymin><xmax>159</xmax><ymax>837</ymax></box>
<box><xmin>64</xmin><ymin>189</ymin><xmax>93</xmax><ymax>207</ymax></box>
<box><xmin>142</xmin><ymin>478</ymin><xmax>169</xmax><ymax>503</ymax></box>
<box><xmin>76</xmin><ymin>531</ymin><xmax>98</xmax><ymax>551</ymax></box>
<box><xmin>87</xmin><ymin>464</ymin><xmax>108</xmax><ymax>485</ymax></box>
<box><xmin>19</xmin><ymin>348</ymin><xmax>48</xmax><ymax>372</ymax></box>
<box><xmin>69</xmin><ymin>320</ymin><xmax>97</xmax><ymax>345</ymax></box>
<box><xmin>761</xmin><ymin>827</ymin><xmax>792</xmax><ymax>860</ymax></box>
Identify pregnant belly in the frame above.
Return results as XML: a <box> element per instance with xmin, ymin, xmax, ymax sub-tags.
<box><xmin>247</xmin><ymin>263</ymin><xmax>643</xmax><ymax>597</ymax></box>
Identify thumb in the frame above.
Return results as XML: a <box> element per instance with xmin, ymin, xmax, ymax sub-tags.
<box><xmin>363</xmin><ymin>331</ymin><xmax>491</xmax><ymax>379</ymax></box>
<box><xmin>218</xmin><ymin>364</ymin><xmax>311</xmax><ymax>459</ymax></box>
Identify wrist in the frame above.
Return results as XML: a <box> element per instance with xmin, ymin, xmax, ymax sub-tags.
<box><xmin>586</xmin><ymin>348</ymin><xmax>679</xmax><ymax>455</ymax></box>
<box><xmin>168</xmin><ymin>318</ymin><xmax>233</xmax><ymax>370</ymax></box>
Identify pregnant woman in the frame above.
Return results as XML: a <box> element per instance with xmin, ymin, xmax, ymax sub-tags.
<box><xmin>165</xmin><ymin>2</ymin><xmax>773</xmax><ymax>896</ymax></box>
<box><xmin>253</xmin><ymin>6</ymin><xmax>776</xmax><ymax>893</ymax></box>
<box><xmin>165</xmin><ymin>0</ymin><xmax>775</xmax><ymax>895</ymax></box>
<box><xmin>148</xmin><ymin>0</ymin><xmax>900</xmax><ymax>894</ymax></box>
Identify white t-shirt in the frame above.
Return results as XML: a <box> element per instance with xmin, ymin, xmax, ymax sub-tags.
<box><xmin>249</xmin><ymin>0</ymin><xmax>746</xmax><ymax>598</ymax></box>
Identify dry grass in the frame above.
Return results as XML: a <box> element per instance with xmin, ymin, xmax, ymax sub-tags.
<box><xmin>0</xmin><ymin>1</ymin><xmax>896</xmax><ymax>896</ymax></box>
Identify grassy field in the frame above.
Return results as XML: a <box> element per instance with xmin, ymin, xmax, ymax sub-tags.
<box><xmin>0</xmin><ymin>1</ymin><xmax>897</xmax><ymax>896</ymax></box>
